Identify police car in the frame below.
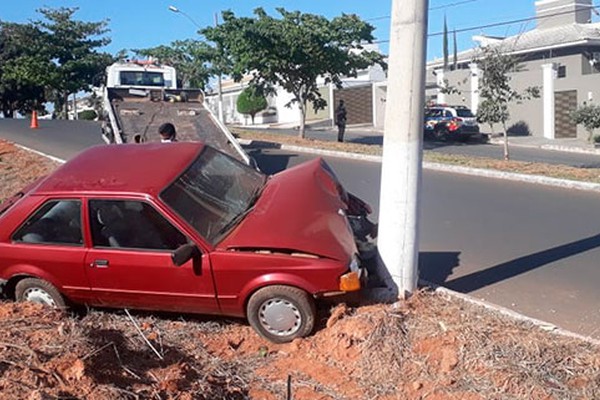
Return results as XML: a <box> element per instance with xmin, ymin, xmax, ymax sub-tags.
<box><xmin>424</xmin><ymin>104</ymin><xmax>480</xmax><ymax>141</ymax></box>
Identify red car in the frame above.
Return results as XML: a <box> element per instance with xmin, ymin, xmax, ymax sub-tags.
<box><xmin>0</xmin><ymin>142</ymin><xmax>375</xmax><ymax>343</ymax></box>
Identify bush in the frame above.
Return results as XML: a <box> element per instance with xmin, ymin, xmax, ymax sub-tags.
<box><xmin>236</xmin><ymin>87</ymin><xmax>267</xmax><ymax>124</ymax></box>
<box><xmin>78</xmin><ymin>109</ymin><xmax>98</xmax><ymax>120</ymax></box>
<box><xmin>570</xmin><ymin>103</ymin><xmax>600</xmax><ymax>142</ymax></box>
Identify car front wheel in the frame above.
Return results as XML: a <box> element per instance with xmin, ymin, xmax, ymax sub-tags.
<box><xmin>247</xmin><ymin>285</ymin><xmax>316</xmax><ymax>343</ymax></box>
<box><xmin>15</xmin><ymin>278</ymin><xmax>67</xmax><ymax>309</ymax></box>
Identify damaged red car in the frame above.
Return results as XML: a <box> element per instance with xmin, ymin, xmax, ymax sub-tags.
<box><xmin>0</xmin><ymin>142</ymin><xmax>376</xmax><ymax>343</ymax></box>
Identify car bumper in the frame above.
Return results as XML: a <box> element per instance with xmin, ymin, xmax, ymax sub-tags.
<box><xmin>458</xmin><ymin>126</ymin><xmax>480</xmax><ymax>135</ymax></box>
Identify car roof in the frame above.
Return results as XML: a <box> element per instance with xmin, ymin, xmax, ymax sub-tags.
<box><xmin>34</xmin><ymin>142</ymin><xmax>204</xmax><ymax>196</ymax></box>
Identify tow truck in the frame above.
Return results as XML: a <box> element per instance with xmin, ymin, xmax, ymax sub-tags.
<box><xmin>101</xmin><ymin>60</ymin><xmax>250</xmax><ymax>164</ymax></box>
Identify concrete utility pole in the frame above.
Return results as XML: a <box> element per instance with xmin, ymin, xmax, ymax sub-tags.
<box><xmin>378</xmin><ymin>0</ymin><xmax>429</xmax><ymax>296</ymax></box>
<box><xmin>214</xmin><ymin>13</ymin><xmax>224</xmax><ymax>124</ymax></box>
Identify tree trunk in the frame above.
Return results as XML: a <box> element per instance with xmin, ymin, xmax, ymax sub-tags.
<box><xmin>298</xmin><ymin>100</ymin><xmax>307</xmax><ymax>138</ymax></box>
<box><xmin>2</xmin><ymin>107</ymin><xmax>14</xmax><ymax>118</ymax></box>
<box><xmin>63</xmin><ymin>92</ymin><xmax>70</xmax><ymax>120</ymax></box>
<box><xmin>502</xmin><ymin>121</ymin><xmax>510</xmax><ymax>161</ymax></box>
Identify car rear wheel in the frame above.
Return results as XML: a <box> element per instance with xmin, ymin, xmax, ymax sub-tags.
<box><xmin>15</xmin><ymin>278</ymin><xmax>66</xmax><ymax>309</ymax></box>
<box><xmin>247</xmin><ymin>285</ymin><xmax>316</xmax><ymax>343</ymax></box>
<box><xmin>433</xmin><ymin>126</ymin><xmax>448</xmax><ymax>141</ymax></box>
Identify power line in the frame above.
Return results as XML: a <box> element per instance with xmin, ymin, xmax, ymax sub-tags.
<box><xmin>372</xmin><ymin>3</ymin><xmax>600</xmax><ymax>43</ymax></box>
<box><xmin>365</xmin><ymin>0</ymin><xmax>480</xmax><ymax>21</ymax></box>
<box><xmin>429</xmin><ymin>0</ymin><xmax>478</xmax><ymax>11</ymax></box>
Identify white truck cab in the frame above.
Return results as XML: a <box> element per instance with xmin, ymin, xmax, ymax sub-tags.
<box><xmin>106</xmin><ymin>61</ymin><xmax>177</xmax><ymax>89</ymax></box>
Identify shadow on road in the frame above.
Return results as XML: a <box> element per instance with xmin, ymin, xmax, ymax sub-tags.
<box><xmin>247</xmin><ymin>147</ymin><xmax>299</xmax><ymax>174</ymax></box>
<box><xmin>444</xmin><ymin>233</ymin><xmax>600</xmax><ymax>293</ymax></box>
<box><xmin>419</xmin><ymin>251</ymin><xmax>461</xmax><ymax>284</ymax></box>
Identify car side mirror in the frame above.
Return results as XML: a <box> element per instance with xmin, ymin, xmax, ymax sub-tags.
<box><xmin>171</xmin><ymin>243</ymin><xmax>198</xmax><ymax>267</ymax></box>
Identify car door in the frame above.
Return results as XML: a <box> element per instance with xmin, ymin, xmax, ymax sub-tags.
<box><xmin>84</xmin><ymin>198</ymin><xmax>219</xmax><ymax>314</ymax></box>
<box><xmin>7</xmin><ymin>198</ymin><xmax>91</xmax><ymax>303</ymax></box>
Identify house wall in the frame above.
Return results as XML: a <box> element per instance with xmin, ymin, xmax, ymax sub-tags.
<box><xmin>305</xmin><ymin>86</ymin><xmax>331</xmax><ymax>121</ymax></box>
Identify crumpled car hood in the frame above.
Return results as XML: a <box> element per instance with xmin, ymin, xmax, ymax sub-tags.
<box><xmin>218</xmin><ymin>158</ymin><xmax>357</xmax><ymax>262</ymax></box>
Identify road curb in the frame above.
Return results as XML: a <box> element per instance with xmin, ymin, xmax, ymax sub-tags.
<box><xmin>244</xmin><ymin>140</ymin><xmax>600</xmax><ymax>193</ymax></box>
<box><xmin>420</xmin><ymin>279</ymin><xmax>600</xmax><ymax>346</ymax></box>
<box><xmin>14</xmin><ymin>144</ymin><xmax>66</xmax><ymax>164</ymax></box>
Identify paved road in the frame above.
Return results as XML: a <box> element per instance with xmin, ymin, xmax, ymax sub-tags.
<box><xmin>0</xmin><ymin>119</ymin><xmax>104</xmax><ymax>160</ymax></box>
<box><xmin>244</xmin><ymin>126</ymin><xmax>600</xmax><ymax>168</ymax></box>
<box><xmin>2</xmin><ymin>119</ymin><xmax>600</xmax><ymax>338</ymax></box>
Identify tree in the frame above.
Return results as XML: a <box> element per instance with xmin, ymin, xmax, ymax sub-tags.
<box><xmin>476</xmin><ymin>98</ymin><xmax>508</xmax><ymax>136</ymax></box>
<box><xmin>0</xmin><ymin>22</ymin><xmax>52</xmax><ymax>117</ymax></box>
<box><xmin>443</xmin><ymin>15</ymin><xmax>449</xmax><ymax>71</ymax></box>
<box><xmin>453</xmin><ymin>29</ymin><xmax>458</xmax><ymax>70</ymax></box>
<box><xmin>202</xmin><ymin>8</ymin><xmax>386</xmax><ymax>138</ymax></box>
<box><xmin>570</xmin><ymin>103</ymin><xmax>600</xmax><ymax>143</ymax></box>
<box><xmin>236</xmin><ymin>87</ymin><xmax>268</xmax><ymax>124</ymax></box>
<box><xmin>35</xmin><ymin>7</ymin><xmax>112</xmax><ymax>119</ymax></box>
<box><xmin>135</xmin><ymin>39</ymin><xmax>218</xmax><ymax>89</ymax></box>
<box><xmin>476</xmin><ymin>46</ymin><xmax>539</xmax><ymax>160</ymax></box>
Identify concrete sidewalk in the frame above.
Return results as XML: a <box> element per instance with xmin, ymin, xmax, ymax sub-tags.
<box><xmin>488</xmin><ymin>135</ymin><xmax>600</xmax><ymax>155</ymax></box>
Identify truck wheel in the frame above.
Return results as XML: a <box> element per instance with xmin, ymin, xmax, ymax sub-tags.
<box><xmin>15</xmin><ymin>278</ymin><xmax>66</xmax><ymax>309</ymax></box>
<box><xmin>247</xmin><ymin>285</ymin><xmax>315</xmax><ymax>343</ymax></box>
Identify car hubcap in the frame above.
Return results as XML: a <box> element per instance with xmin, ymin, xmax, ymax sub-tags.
<box><xmin>258</xmin><ymin>298</ymin><xmax>301</xmax><ymax>336</ymax></box>
<box><xmin>23</xmin><ymin>287</ymin><xmax>57</xmax><ymax>307</ymax></box>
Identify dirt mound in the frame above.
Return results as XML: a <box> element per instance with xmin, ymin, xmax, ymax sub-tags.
<box><xmin>0</xmin><ymin>290</ymin><xmax>598</xmax><ymax>399</ymax></box>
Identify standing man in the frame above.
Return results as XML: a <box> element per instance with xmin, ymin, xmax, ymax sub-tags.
<box><xmin>335</xmin><ymin>100</ymin><xmax>347</xmax><ymax>143</ymax></box>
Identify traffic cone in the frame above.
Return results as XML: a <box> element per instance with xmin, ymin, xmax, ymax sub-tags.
<box><xmin>30</xmin><ymin>110</ymin><xmax>39</xmax><ymax>129</ymax></box>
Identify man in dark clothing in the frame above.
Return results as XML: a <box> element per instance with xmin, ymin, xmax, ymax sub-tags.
<box><xmin>335</xmin><ymin>100</ymin><xmax>347</xmax><ymax>143</ymax></box>
<box><xmin>158</xmin><ymin>122</ymin><xmax>177</xmax><ymax>142</ymax></box>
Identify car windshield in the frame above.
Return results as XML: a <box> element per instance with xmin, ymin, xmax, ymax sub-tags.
<box><xmin>160</xmin><ymin>146</ymin><xmax>266</xmax><ymax>245</ymax></box>
<box><xmin>456</xmin><ymin>109</ymin><xmax>475</xmax><ymax>118</ymax></box>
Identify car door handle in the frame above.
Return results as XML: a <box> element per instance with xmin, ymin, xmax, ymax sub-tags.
<box><xmin>91</xmin><ymin>259</ymin><xmax>109</xmax><ymax>268</ymax></box>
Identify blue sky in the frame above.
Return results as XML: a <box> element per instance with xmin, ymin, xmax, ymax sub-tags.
<box><xmin>1</xmin><ymin>1</ymin><xmax>550</xmax><ymax>59</ymax></box>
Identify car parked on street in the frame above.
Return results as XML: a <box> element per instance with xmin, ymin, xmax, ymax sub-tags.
<box><xmin>424</xmin><ymin>104</ymin><xmax>480</xmax><ymax>141</ymax></box>
<box><xmin>0</xmin><ymin>142</ymin><xmax>375</xmax><ymax>343</ymax></box>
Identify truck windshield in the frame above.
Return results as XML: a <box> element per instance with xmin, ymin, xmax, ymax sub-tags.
<box><xmin>160</xmin><ymin>147</ymin><xmax>266</xmax><ymax>245</ymax></box>
<box><xmin>119</xmin><ymin>71</ymin><xmax>165</xmax><ymax>87</ymax></box>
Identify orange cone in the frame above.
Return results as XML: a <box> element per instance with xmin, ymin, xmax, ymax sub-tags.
<box><xmin>30</xmin><ymin>110</ymin><xmax>39</xmax><ymax>129</ymax></box>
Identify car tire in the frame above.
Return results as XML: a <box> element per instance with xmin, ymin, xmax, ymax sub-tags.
<box><xmin>247</xmin><ymin>285</ymin><xmax>316</xmax><ymax>343</ymax></box>
<box><xmin>433</xmin><ymin>126</ymin><xmax>448</xmax><ymax>141</ymax></box>
<box><xmin>15</xmin><ymin>278</ymin><xmax>67</xmax><ymax>309</ymax></box>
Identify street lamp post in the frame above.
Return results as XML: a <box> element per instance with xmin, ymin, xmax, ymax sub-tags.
<box><xmin>168</xmin><ymin>5</ymin><xmax>224</xmax><ymax>123</ymax></box>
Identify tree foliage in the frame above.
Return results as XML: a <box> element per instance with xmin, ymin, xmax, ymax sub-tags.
<box><xmin>570</xmin><ymin>103</ymin><xmax>600</xmax><ymax>142</ymax></box>
<box><xmin>135</xmin><ymin>40</ymin><xmax>218</xmax><ymax>89</ymax></box>
<box><xmin>35</xmin><ymin>7</ymin><xmax>113</xmax><ymax>118</ymax></box>
<box><xmin>476</xmin><ymin>46</ymin><xmax>539</xmax><ymax>160</ymax></box>
<box><xmin>202</xmin><ymin>8</ymin><xmax>386</xmax><ymax>137</ymax></box>
<box><xmin>236</xmin><ymin>87</ymin><xmax>268</xmax><ymax>124</ymax></box>
<box><xmin>0</xmin><ymin>22</ymin><xmax>52</xmax><ymax>117</ymax></box>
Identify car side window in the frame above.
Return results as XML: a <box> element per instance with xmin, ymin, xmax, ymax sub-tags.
<box><xmin>12</xmin><ymin>200</ymin><xmax>83</xmax><ymax>246</ymax></box>
<box><xmin>89</xmin><ymin>199</ymin><xmax>188</xmax><ymax>251</ymax></box>
<box><xmin>444</xmin><ymin>110</ymin><xmax>453</xmax><ymax>118</ymax></box>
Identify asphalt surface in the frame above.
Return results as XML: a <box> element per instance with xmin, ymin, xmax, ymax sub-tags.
<box><xmin>244</xmin><ymin>126</ymin><xmax>600</xmax><ymax>168</ymax></box>
<box><xmin>2</xmin><ymin>119</ymin><xmax>600</xmax><ymax>338</ymax></box>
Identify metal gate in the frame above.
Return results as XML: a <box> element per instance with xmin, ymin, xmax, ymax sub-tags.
<box><xmin>333</xmin><ymin>85</ymin><xmax>373</xmax><ymax>125</ymax></box>
<box><xmin>554</xmin><ymin>90</ymin><xmax>577</xmax><ymax>139</ymax></box>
